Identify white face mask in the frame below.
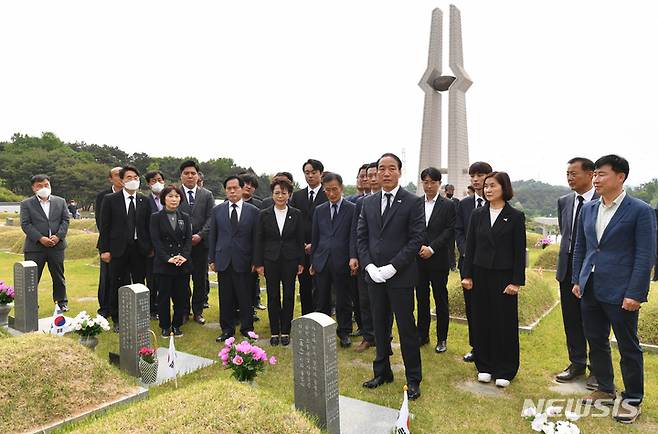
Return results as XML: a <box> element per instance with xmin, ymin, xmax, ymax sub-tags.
<box><xmin>36</xmin><ymin>187</ymin><xmax>51</xmax><ymax>199</ymax></box>
<box><xmin>150</xmin><ymin>182</ymin><xmax>164</xmax><ymax>194</ymax></box>
<box><xmin>124</xmin><ymin>179</ymin><xmax>140</xmax><ymax>191</ymax></box>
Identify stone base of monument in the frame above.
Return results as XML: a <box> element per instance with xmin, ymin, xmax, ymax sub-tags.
<box><xmin>142</xmin><ymin>347</ymin><xmax>215</xmax><ymax>387</ymax></box>
<box><xmin>456</xmin><ymin>380</ymin><xmax>506</xmax><ymax>397</ymax></box>
<box><xmin>338</xmin><ymin>395</ymin><xmax>409</xmax><ymax>434</ymax></box>
<box><xmin>548</xmin><ymin>377</ymin><xmax>591</xmax><ymax>395</ymax></box>
<box><xmin>32</xmin><ymin>387</ymin><xmax>148</xmax><ymax>433</ymax></box>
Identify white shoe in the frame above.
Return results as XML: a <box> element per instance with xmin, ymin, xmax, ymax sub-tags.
<box><xmin>495</xmin><ymin>379</ymin><xmax>510</xmax><ymax>388</ymax></box>
<box><xmin>477</xmin><ymin>373</ymin><xmax>492</xmax><ymax>383</ymax></box>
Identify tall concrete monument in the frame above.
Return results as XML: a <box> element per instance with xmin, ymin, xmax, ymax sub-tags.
<box><xmin>417</xmin><ymin>5</ymin><xmax>472</xmax><ymax>197</ymax></box>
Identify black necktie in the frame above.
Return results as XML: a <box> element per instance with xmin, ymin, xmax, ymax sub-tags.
<box><xmin>570</xmin><ymin>195</ymin><xmax>585</xmax><ymax>253</ymax></box>
<box><xmin>188</xmin><ymin>190</ymin><xmax>195</xmax><ymax>207</ymax></box>
<box><xmin>382</xmin><ymin>193</ymin><xmax>392</xmax><ymax>219</ymax></box>
<box><xmin>331</xmin><ymin>203</ymin><xmax>338</xmax><ymax>224</ymax></box>
<box><xmin>127</xmin><ymin>196</ymin><xmax>136</xmax><ymax>242</ymax></box>
<box><xmin>230</xmin><ymin>203</ymin><xmax>238</xmax><ymax>230</ymax></box>
<box><xmin>476</xmin><ymin>198</ymin><xmax>483</xmax><ymax>208</ymax></box>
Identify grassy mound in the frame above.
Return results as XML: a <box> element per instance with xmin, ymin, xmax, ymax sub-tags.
<box><xmin>68</xmin><ymin>376</ymin><xmax>320</xmax><ymax>434</ymax></box>
<box><xmin>447</xmin><ymin>270</ymin><xmax>558</xmax><ymax>327</ymax></box>
<box><xmin>0</xmin><ymin>334</ymin><xmax>136</xmax><ymax>433</ymax></box>
<box><xmin>638</xmin><ymin>281</ymin><xmax>658</xmax><ymax>345</ymax></box>
<box><xmin>69</xmin><ymin>218</ymin><xmax>98</xmax><ymax>232</ymax></box>
<box><xmin>0</xmin><ymin>226</ymin><xmax>25</xmax><ymax>250</ymax></box>
<box><xmin>526</xmin><ymin>232</ymin><xmax>542</xmax><ymax>249</ymax></box>
<box><xmin>8</xmin><ymin>231</ymin><xmax>99</xmax><ymax>259</ymax></box>
<box><xmin>534</xmin><ymin>245</ymin><xmax>559</xmax><ymax>270</ymax></box>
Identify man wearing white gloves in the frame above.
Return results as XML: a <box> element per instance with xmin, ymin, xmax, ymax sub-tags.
<box><xmin>357</xmin><ymin>153</ymin><xmax>425</xmax><ymax>400</ymax></box>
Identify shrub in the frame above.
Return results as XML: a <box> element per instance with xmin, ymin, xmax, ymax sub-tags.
<box><xmin>534</xmin><ymin>245</ymin><xmax>559</xmax><ymax>270</ymax></box>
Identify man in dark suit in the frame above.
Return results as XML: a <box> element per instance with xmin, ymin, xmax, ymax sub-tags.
<box><xmin>555</xmin><ymin>158</ymin><xmax>598</xmax><ymax>387</ymax></box>
<box><xmin>454</xmin><ymin>161</ymin><xmax>493</xmax><ymax>362</ymax></box>
<box><xmin>20</xmin><ymin>174</ymin><xmax>70</xmax><ymax>311</ymax></box>
<box><xmin>310</xmin><ymin>172</ymin><xmax>357</xmax><ymax>347</ymax></box>
<box><xmin>241</xmin><ymin>173</ymin><xmax>265</xmax><ymax>316</ymax></box>
<box><xmin>572</xmin><ymin>155</ymin><xmax>656</xmax><ymax>424</ymax></box>
<box><xmin>178</xmin><ymin>160</ymin><xmax>215</xmax><ymax>325</ymax></box>
<box><xmin>94</xmin><ymin>166</ymin><xmax>123</xmax><ymax>318</ymax></box>
<box><xmin>289</xmin><ymin>159</ymin><xmax>327</xmax><ymax>314</ymax></box>
<box><xmin>145</xmin><ymin>170</ymin><xmax>165</xmax><ymax>320</ymax></box>
<box><xmin>416</xmin><ymin>168</ymin><xmax>456</xmax><ymax>354</ymax></box>
<box><xmin>208</xmin><ymin>176</ymin><xmax>260</xmax><ymax>341</ymax></box>
<box><xmin>346</xmin><ymin>164</ymin><xmax>370</xmax><ymax>203</ymax></box>
<box><xmin>98</xmin><ymin>165</ymin><xmax>152</xmax><ymax>330</ymax></box>
<box><xmin>357</xmin><ymin>153</ymin><xmax>425</xmax><ymax>400</ymax></box>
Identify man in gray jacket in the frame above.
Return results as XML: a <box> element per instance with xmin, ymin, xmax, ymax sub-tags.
<box><xmin>20</xmin><ymin>174</ymin><xmax>70</xmax><ymax>311</ymax></box>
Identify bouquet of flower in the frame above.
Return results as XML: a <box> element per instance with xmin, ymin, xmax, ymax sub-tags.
<box><xmin>219</xmin><ymin>331</ymin><xmax>277</xmax><ymax>382</ymax></box>
<box><xmin>0</xmin><ymin>280</ymin><xmax>15</xmax><ymax>304</ymax></box>
<box><xmin>139</xmin><ymin>346</ymin><xmax>157</xmax><ymax>364</ymax></box>
<box><xmin>523</xmin><ymin>405</ymin><xmax>580</xmax><ymax>434</ymax></box>
<box><xmin>68</xmin><ymin>311</ymin><xmax>111</xmax><ymax>337</ymax></box>
<box><xmin>535</xmin><ymin>235</ymin><xmax>553</xmax><ymax>250</ymax></box>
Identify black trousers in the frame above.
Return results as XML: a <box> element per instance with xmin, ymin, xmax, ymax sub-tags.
<box><xmin>157</xmin><ymin>273</ymin><xmax>188</xmax><ymax>330</ymax></box>
<box><xmin>97</xmin><ymin>257</ymin><xmax>111</xmax><ymax>316</ymax></box>
<box><xmin>315</xmin><ymin>260</ymin><xmax>352</xmax><ymax>338</ymax></box>
<box><xmin>581</xmin><ymin>276</ymin><xmax>643</xmax><ymax>405</ymax></box>
<box><xmin>108</xmin><ymin>246</ymin><xmax>146</xmax><ymax>323</ymax></box>
<box><xmin>298</xmin><ymin>254</ymin><xmax>314</xmax><ymax>315</ymax></box>
<box><xmin>265</xmin><ymin>258</ymin><xmax>298</xmax><ymax>335</ymax></box>
<box><xmin>252</xmin><ymin>272</ymin><xmax>261</xmax><ymax>307</ymax></box>
<box><xmin>459</xmin><ymin>255</ymin><xmax>476</xmax><ymax>350</ymax></box>
<box><xmin>559</xmin><ymin>256</ymin><xmax>588</xmax><ymax>368</ymax></box>
<box><xmin>357</xmin><ymin>270</ymin><xmax>375</xmax><ymax>343</ymax></box>
<box><xmin>145</xmin><ymin>256</ymin><xmax>159</xmax><ymax>314</ymax></box>
<box><xmin>25</xmin><ymin>249</ymin><xmax>67</xmax><ymax>304</ymax></box>
<box><xmin>349</xmin><ymin>274</ymin><xmax>362</xmax><ymax>329</ymax></box>
<box><xmin>184</xmin><ymin>244</ymin><xmax>208</xmax><ymax>316</ymax></box>
<box><xmin>369</xmin><ymin>282</ymin><xmax>422</xmax><ymax>385</ymax></box>
<box><xmin>218</xmin><ymin>265</ymin><xmax>254</xmax><ymax>336</ymax></box>
<box><xmin>416</xmin><ymin>264</ymin><xmax>450</xmax><ymax>342</ymax></box>
<box><xmin>471</xmin><ymin>266</ymin><xmax>519</xmax><ymax>380</ymax></box>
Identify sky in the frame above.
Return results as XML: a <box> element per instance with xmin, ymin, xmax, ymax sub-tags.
<box><xmin>1</xmin><ymin>0</ymin><xmax>657</xmax><ymax>187</ymax></box>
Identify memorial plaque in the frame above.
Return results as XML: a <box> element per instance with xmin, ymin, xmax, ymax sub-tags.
<box><xmin>11</xmin><ymin>261</ymin><xmax>39</xmax><ymax>332</ymax></box>
<box><xmin>291</xmin><ymin>312</ymin><xmax>340</xmax><ymax>434</ymax></box>
<box><xmin>119</xmin><ymin>284</ymin><xmax>151</xmax><ymax>377</ymax></box>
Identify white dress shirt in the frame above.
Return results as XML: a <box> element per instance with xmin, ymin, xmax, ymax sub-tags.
<box><xmin>596</xmin><ymin>190</ymin><xmax>626</xmax><ymax>242</ymax></box>
<box><xmin>274</xmin><ymin>206</ymin><xmax>288</xmax><ymax>235</ymax></box>
<box><xmin>380</xmin><ymin>185</ymin><xmax>401</xmax><ymax>215</ymax></box>
<box><xmin>330</xmin><ymin>198</ymin><xmax>343</xmax><ymax>219</ymax></box>
<box><xmin>228</xmin><ymin>199</ymin><xmax>243</xmax><ymax>221</ymax></box>
<box><xmin>571</xmin><ymin>186</ymin><xmax>596</xmax><ymax>228</ymax></box>
<box><xmin>489</xmin><ymin>206</ymin><xmax>503</xmax><ymax>227</ymax></box>
<box><xmin>424</xmin><ymin>194</ymin><xmax>437</xmax><ymax>226</ymax></box>
<box><xmin>37</xmin><ymin>195</ymin><xmax>51</xmax><ymax>236</ymax></box>
<box><xmin>122</xmin><ymin>189</ymin><xmax>138</xmax><ymax>239</ymax></box>
<box><xmin>183</xmin><ymin>185</ymin><xmax>198</xmax><ymax>203</ymax></box>
<box><xmin>474</xmin><ymin>192</ymin><xmax>485</xmax><ymax>208</ymax></box>
<box><xmin>308</xmin><ymin>185</ymin><xmax>321</xmax><ymax>202</ymax></box>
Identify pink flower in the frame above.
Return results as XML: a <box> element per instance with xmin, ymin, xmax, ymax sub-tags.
<box><xmin>235</xmin><ymin>341</ymin><xmax>253</xmax><ymax>354</ymax></box>
<box><xmin>247</xmin><ymin>331</ymin><xmax>259</xmax><ymax>339</ymax></box>
<box><xmin>251</xmin><ymin>346</ymin><xmax>265</xmax><ymax>361</ymax></box>
<box><xmin>219</xmin><ymin>347</ymin><xmax>230</xmax><ymax>357</ymax></box>
<box><xmin>232</xmin><ymin>355</ymin><xmax>243</xmax><ymax>365</ymax></box>
<box><xmin>224</xmin><ymin>336</ymin><xmax>235</xmax><ymax>347</ymax></box>
<box><xmin>222</xmin><ymin>360</ymin><xmax>228</xmax><ymax>366</ymax></box>
<box><xmin>269</xmin><ymin>356</ymin><xmax>277</xmax><ymax>365</ymax></box>
<box><xmin>220</xmin><ymin>352</ymin><xmax>229</xmax><ymax>362</ymax></box>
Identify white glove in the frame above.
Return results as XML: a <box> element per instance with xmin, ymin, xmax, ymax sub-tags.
<box><xmin>365</xmin><ymin>264</ymin><xmax>386</xmax><ymax>283</ymax></box>
<box><xmin>379</xmin><ymin>264</ymin><xmax>397</xmax><ymax>280</ymax></box>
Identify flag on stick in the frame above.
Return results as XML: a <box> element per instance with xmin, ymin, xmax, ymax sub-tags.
<box><xmin>395</xmin><ymin>385</ymin><xmax>410</xmax><ymax>434</ymax></box>
<box><xmin>167</xmin><ymin>332</ymin><xmax>178</xmax><ymax>388</ymax></box>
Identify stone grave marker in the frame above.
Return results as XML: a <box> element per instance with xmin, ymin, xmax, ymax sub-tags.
<box><xmin>119</xmin><ymin>284</ymin><xmax>151</xmax><ymax>377</ymax></box>
<box><xmin>10</xmin><ymin>261</ymin><xmax>39</xmax><ymax>332</ymax></box>
<box><xmin>291</xmin><ymin>312</ymin><xmax>340</xmax><ymax>434</ymax></box>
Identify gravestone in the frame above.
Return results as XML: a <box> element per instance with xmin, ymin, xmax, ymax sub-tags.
<box><xmin>291</xmin><ymin>312</ymin><xmax>340</xmax><ymax>434</ymax></box>
<box><xmin>10</xmin><ymin>261</ymin><xmax>39</xmax><ymax>332</ymax></box>
<box><xmin>119</xmin><ymin>284</ymin><xmax>151</xmax><ymax>377</ymax></box>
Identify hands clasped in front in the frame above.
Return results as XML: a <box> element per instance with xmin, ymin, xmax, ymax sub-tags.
<box><xmin>167</xmin><ymin>255</ymin><xmax>187</xmax><ymax>267</ymax></box>
<box><xmin>461</xmin><ymin>277</ymin><xmax>519</xmax><ymax>295</ymax></box>
<box><xmin>365</xmin><ymin>263</ymin><xmax>396</xmax><ymax>283</ymax></box>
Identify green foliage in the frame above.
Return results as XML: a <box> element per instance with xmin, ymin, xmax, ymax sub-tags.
<box><xmin>534</xmin><ymin>245</ymin><xmax>559</xmax><ymax>270</ymax></box>
<box><xmin>627</xmin><ymin>178</ymin><xmax>658</xmax><ymax>206</ymax></box>
<box><xmin>0</xmin><ymin>179</ymin><xmax>23</xmax><ymax>202</ymax></box>
<box><xmin>511</xmin><ymin>179</ymin><xmax>570</xmax><ymax>217</ymax></box>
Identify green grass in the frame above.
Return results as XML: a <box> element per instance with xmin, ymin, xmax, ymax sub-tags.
<box><xmin>1</xmin><ymin>252</ymin><xmax>658</xmax><ymax>432</ymax></box>
<box><xmin>534</xmin><ymin>245</ymin><xmax>559</xmax><ymax>270</ymax></box>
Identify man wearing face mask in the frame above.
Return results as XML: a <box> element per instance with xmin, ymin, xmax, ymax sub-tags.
<box><xmin>145</xmin><ymin>170</ymin><xmax>166</xmax><ymax>320</ymax></box>
<box><xmin>99</xmin><ymin>165</ymin><xmax>152</xmax><ymax>331</ymax></box>
<box><xmin>20</xmin><ymin>174</ymin><xmax>70</xmax><ymax>311</ymax></box>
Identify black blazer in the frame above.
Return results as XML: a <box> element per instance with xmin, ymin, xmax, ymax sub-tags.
<box><xmin>418</xmin><ymin>196</ymin><xmax>456</xmax><ymax>271</ymax></box>
<box><xmin>254</xmin><ymin>206</ymin><xmax>305</xmax><ymax>266</ymax></box>
<box><xmin>245</xmin><ymin>197</ymin><xmax>263</xmax><ymax>209</ymax></box>
<box><xmin>555</xmin><ymin>191</ymin><xmax>599</xmax><ymax>281</ymax></box>
<box><xmin>462</xmin><ymin>202</ymin><xmax>526</xmax><ymax>285</ymax></box>
<box><xmin>356</xmin><ymin>188</ymin><xmax>425</xmax><ymax>288</ymax></box>
<box><xmin>149</xmin><ymin>209</ymin><xmax>193</xmax><ymax>275</ymax></box>
<box><xmin>310</xmin><ymin>199</ymin><xmax>357</xmax><ymax>273</ymax></box>
<box><xmin>454</xmin><ymin>195</ymin><xmax>478</xmax><ymax>256</ymax></box>
<box><xmin>178</xmin><ymin>186</ymin><xmax>215</xmax><ymax>247</ymax></box>
<box><xmin>98</xmin><ymin>190</ymin><xmax>152</xmax><ymax>257</ymax></box>
<box><xmin>290</xmin><ymin>187</ymin><xmax>328</xmax><ymax>244</ymax></box>
<box><xmin>94</xmin><ymin>187</ymin><xmax>113</xmax><ymax>249</ymax></box>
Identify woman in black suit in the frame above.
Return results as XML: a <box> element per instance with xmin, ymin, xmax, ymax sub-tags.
<box><xmin>149</xmin><ymin>185</ymin><xmax>193</xmax><ymax>338</ymax></box>
<box><xmin>461</xmin><ymin>171</ymin><xmax>526</xmax><ymax>387</ymax></box>
<box><xmin>254</xmin><ymin>178</ymin><xmax>305</xmax><ymax>346</ymax></box>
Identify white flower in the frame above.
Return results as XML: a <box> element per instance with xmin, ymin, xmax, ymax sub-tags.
<box><xmin>532</xmin><ymin>414</ymin><xmax>547</xmax><ymax>432</ymax></box>
<box><xmin>542</xmin><ymin>421</ymin><xmax>555</xmax><ymax>434</ymax></box>
<box><xmin>545</xmin><ymin>406</ymin><xmax>563</xmax><ymax>417</ymax></box>
<box><xmin>88</xmin><ymin>320</ymin><xmax>95</xmax><ymax>327</ymax></box>
<box><xmin>75</xmin><ymin>324</ymin><xmax>82</xmax><ymax>331</ymax></box>
<box><xmin>564</xmin><ymin>411</ymin><xmax>579</xmax><ymax>422</ymax></box>
<box><xmin>555</xmin><ymin>421</ymin><xmax>580</xmax><ymax>434</ymax></box>
<box><xmin>522</xmin><ymin>406</ymin><xmax>537</xmax><ymax>419</ymax></box>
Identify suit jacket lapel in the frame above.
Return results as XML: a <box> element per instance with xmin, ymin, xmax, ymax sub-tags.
<box><xmin>331</xmin><ymin>202</ymin><xmax>347</xmax><ymax>234</ymax></box>
<box><xmin>427</xmin><ymin>197</ymin><xmax>443</xmax><ymax>227</ymax></box>
<box><xmin>490</xmin><ymin>203</ymin><xmax>513</xmax><ymax>236</ymax></box>
<box><xmin>382</xmin><ymin>190</ymin><xmax>403</xmax><ymax>230</ymax></box>
<box><xmin>281</xmin><ymin>208</ymin><xmax>294</xmax><ymax>237</ymax></box>
<box><xmin>565</xmin><ymin>195</ymin><xmax>575</xmax><ymax>236</ymax></box>
<box><xmin>161</xmin><ymin>210</ymin><xmax>177</xmax><ymax>240</ymax></box>
<box><xmin>32</xmin><ymin>196</ymin><xmax>48</xmax><ymax>220</ymax></box>
<box><xmin>599</xmin><ymin>197</ymin><xmax>631</xmax><ymax>245</ymax></box>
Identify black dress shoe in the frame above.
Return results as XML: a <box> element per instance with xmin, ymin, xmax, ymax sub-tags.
<box><xmin>113</xmin><ymin>324</ymin><xmax>120</xmax><ymax>333</ymax></box>
<box><xmin>203</xmin><ymin>302</ymin><xmax>210</xmax><ymax>309</ymax></box>
<box><xmin>173</xmin><ymin>327</ymin><xmax>183</xmax><ymax>337</ymax></box>
<box><xmin>280</xmin><ymin>335</ymin><xmax>290</xmax><ymax>346</ymax></box>
<box><xmin>253</xmin><ymin>314</ymin><xmax>260</xmax><ymax>322</ymax></box>
<box><xmin>339</xmin><ymin>336</ymin><xmax>352</xmax><ymax>348</ymax></box>
<box><xmin>363</xmin><ymin>373</ymin><xmax>394</xmax><ymax>389</ymax></box>
<box><xmin>463</xmin><ymin>351</ymin><xmax>475</xmax><ymax>362</ymax></box>
<box><xmin>161</xmin><ymin>328</ymin><xmax>169</xmax><ymax>338</ymax></box>
<box><xmin>270</xmin><ymin>335</ymin><xmax>280</xmax><ymax>346</ymax></box>
<box><xmin>555</xmin><ymin>364</ymin><xmax>586</xmax><ymax>383</ymax></box>
<box><xmin>58</xmin><ymin>303</ymin><xmax>70</xmax><ymax>312</ymax></box>
<box><xmin>407</xmin><ymin>383</ymin><xmax>421</xmax><ymax>400</ymax></box>
<box><xmin>349</xmin><ymin>329</ymin><xmax>363</xmax><ymax>337</ymax></box>
<box><xmin>435</xmin><ymin>341</ymin><xmax>447</xmax><ymax>353</ymax></box>
<box><xmin>193</xmin><ymin>314</ymin><xmax>206</xmax><ymax>325</ymax></box>
<box><xmin>215</xmin><ymin>332</ymin><xmax>234</xmax><ymax>343</ymax></box>
<box><xmin>585</xmin><ymin>374</ymin><xmax>598</xmax><ymax>390</ymax></box>
<box><xmin>419</xmin><ymin>336</ymin><xmax>430</xmax><ymax>346</ymax></box>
